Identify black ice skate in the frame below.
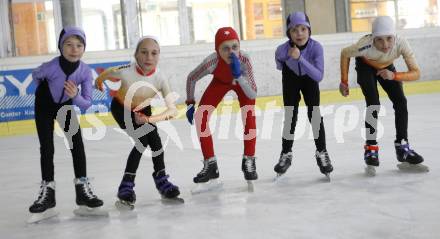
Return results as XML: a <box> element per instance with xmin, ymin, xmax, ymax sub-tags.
<box><xmin>193</xmin><ymin>157</ymin><xmax>219</xmax><ymax>183</ymax></box>
<box><xmin>274</xmin><ymin>152</ymin><xmax>293</xmax><ymax>177</ymax></box>
<box><xmin>242</xmin><ymin>155</ymin><xmax>258</xmax><ymax>192</ymax></box>
<box><xmin>73</xmin><ymin>177</ymin><xmax>107</xmax><ymax>216</ymax></box>
<box><xmin>315</xmin><ymin>149</ymin><xmax>333</xmax><ymax>181</ymax></box>
<box><xmin>395</xmin><ymin>140</ymin><xmax>429</xmax><ymax>172</ymax></box>
<box><xmin>28</xmin><ymin>181</ymin><xmax>58</xmax><ymax>223</ymax></box>
<box><xmin>242</xmin><ymin>155</ymin><xmax>258</xmax><ymax>180</ymax></box>
<box><xmin>153</xmin><ymin>170</ymin><xmax>184</xmax><ymax>204</ymax></box>
<box><xmin>364</xmin><ymin>144</ymin><xmax>379</xmax><ymax>176</ymax></box>
<box><xmin>191</xmin><ymin>157</ymin><xmax>222</xmax><ymax>194</ymax></box>
<box><xmin>115</xmin><ymin>180</ymin><xmax>136</xmax><ymax>210</ymax></box>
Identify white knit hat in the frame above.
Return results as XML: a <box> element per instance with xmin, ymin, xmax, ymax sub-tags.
<box><xmin>372</xmin><ymin>16</ymin><xmax>396</xmax><ymax>37</ymax></box>
<box><xmin>137</xmin><ymin>35</ymin><xmax>160</xmax><ymax>46</ymax></box>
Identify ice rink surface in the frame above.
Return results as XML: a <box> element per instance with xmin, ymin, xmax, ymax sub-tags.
<box><xmin>1</xmin><ymin>93</ymin><xmax>439</xmax><ymax>239</ymax></box>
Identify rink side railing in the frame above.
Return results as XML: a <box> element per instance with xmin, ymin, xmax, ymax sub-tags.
<box><xmin>1</xmin><ymin>28</ymin><xmax>440</xmax><ymax>137</ymax></box>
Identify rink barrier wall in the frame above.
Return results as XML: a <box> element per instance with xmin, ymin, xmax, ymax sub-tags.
<box><xmin>1</xmin><ymin>79</ymin><xmax>439</xmax><ymax>137</ymax></box>
<box><xmin>1</xmin><ymin>28</ymin><xmax>440</xmax><ymax>136</ymax></box>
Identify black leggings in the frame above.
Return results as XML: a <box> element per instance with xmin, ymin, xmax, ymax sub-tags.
<box><xmin>355</xmin><ymin>58</ymin><xmax>408</xmax><ymax>145</ymax></box>
<box><xmin>34</xmin><ymin>81</ymin><xmax>86</xmax><ymax>182</ymax></box>
<box><xmin>110</xmin><ymin>99</ymin><xmax>165</xmax><ymax>182</ymax></box>
<box><xmin>281</xmin><ymin>64</ymin><xmax>327</xmax><ymax>153</ymax></box>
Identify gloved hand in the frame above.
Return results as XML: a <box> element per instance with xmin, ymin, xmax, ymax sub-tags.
<box><xmin>339</xmin><ymin>82</ymin><xmax>349</xmax><ymax>97</ymax></box>
<box><xmin>229</xmin><ymin>53</ymin><xmax>242</xmax><ymax>79</ymax></box>
<box><xmin>186</xmin><ymin>104</ymin><xmax>195</xmax><ymax>125</ymax></box>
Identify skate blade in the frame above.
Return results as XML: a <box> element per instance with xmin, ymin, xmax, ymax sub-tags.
<box><xmin>73</xmin><ymin>206</ymin><xmax>109</xmax><ymax>217</ymax></box>
<box><xmin>247</xmin><ymin>181</ymin><xmax>255</xmax><ymax>192</ymax></box>
<box><xmin>324</xmin><ymin>173</ymin><xmax>331</xmax><ymax>182</ymax></box>
<box><xmin>115</xmin><ymin>200</ymin><xmax>134</xmax><ymax>211</ymax></box>
<box><xmin>161</xmin><ymin>196</ymin><xmax>185</xmax><ymax>205</ymax></box>
<box><xmin>191</xmin><ymin>179</ymin><xmax>223</xmax><ymax>195</ymax></box>
<box><xmin>27</xmin><ymin>209</ymin><xmax>59</xmax><ymax>224</ymax></box>
<box><xmin>397</xmin><ymin>162</ymin><xmax>429</xmax><ymax>173</ymax></box>
<box><xmin>365</xmin><ymin>165</ymin><xmax>377</xmax><ymax>177</ymax></box>
<box><xmin>273</xmin><ymin>173</ymin><xmax>287</xmax><ymax>182</ymax></box>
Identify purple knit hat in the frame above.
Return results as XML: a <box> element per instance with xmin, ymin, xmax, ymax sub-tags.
<box><xmin>286</xmin><ymin>12</ymin><xmax>311</xmax><ymax>39</ymax></box>
<box><xmin>58</xmin><ymin>26</ymin><xmax>86</xmax><ymax>52</ymax></box>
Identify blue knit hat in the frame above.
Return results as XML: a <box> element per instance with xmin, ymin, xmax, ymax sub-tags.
<box><xmin>58</xmin><ymin>26</ymin><xmax>86</xmax><ymax>52</ymax></box>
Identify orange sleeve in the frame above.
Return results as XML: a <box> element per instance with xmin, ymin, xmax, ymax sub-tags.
<box><xmin>394</xmin><ymin>38</ymin><xmax>421</xmax><ymax>81</ymax></box>
<box><xmin>340</xmin><ymin>54</ymin><xmax>350</xmax><ymax>84</ymax></box>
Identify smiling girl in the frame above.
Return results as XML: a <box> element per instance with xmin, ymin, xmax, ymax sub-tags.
<box><xmin>95</xmin><ymin>36</ymin><xmax>181</xmax><ymax>208</ymax></box>
<box><xmin>29</xmin><ymin>27</ymin><xmax>104</xmax><ymax>221</ymax></box>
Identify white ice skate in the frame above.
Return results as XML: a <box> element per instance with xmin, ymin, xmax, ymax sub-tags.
<box><xmin>73</xmin><ymin>206</ymin><xmax>109</xmax><ymax>217</ymax></box>
<box><xmin>365</xmin><ymin>165</ymin><xmax>377</xmax><ymax>176</ymax></box>
<box><xmin>324</xmin><ymin>173</ymin><xmax>331</xmax><ymax>182</ymax></box>
<box><xmin>191</xmin><ymin>179</ymin><xmax>223</xmax><ymax>194</ymax></box>
<box><xmin>115</xmin><ymin>200</ymin><xmax>135</xmax><ymax>211</ymax></box>
<box><xmin>27</xmin><ymin>209</ymin><xmax>59</xmax><ymax>224</ymax></box>
<box><xmin>397</xmin><ymin>162</ymin><xmax>429</xmax><ymax>172</ymax></box>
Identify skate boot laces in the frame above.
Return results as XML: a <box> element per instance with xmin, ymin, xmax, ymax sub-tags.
<box><xmin>35</xmin><ymin>181</ymin><xmax>54</xmax><ymax>204</ymax></box>
<box><xmin>316</xmin><ymin>151</ymin><xmax>331</xmax><ymax>167</ymax></box>
<box><xmin>75</xmin><ymin>177</ymin><xmax>97</xmax><ymax>200</ymax></box>
<box><xmin>244</xmin><ymin>156</ymin><xmax>256</xmax><ymax>172</ymax></box>
<box><xmin>278</xmin><ymin>152</ymin><xmax>292</xmax><ymax>166</ymax></box>
<box><xmin>198</xmin><ymin>157</ymin><xmax>216</xmax><ymax>176</ymax></box>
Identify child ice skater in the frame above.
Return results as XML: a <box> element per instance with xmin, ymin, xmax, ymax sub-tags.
<box><xmin>339</xmin><ymin>16</ymin><xmax>427</xmax><ymax>174</ymax></box>
<box><xmin>273</xmin><ymin>12</ymin><xmax>333</xmax><ymax>179</ymax></box>
<box><xmin>29</xmin><ymin>26</ymin><xmax>104</xmax><ymax>222</ymax></box>
<box><xmin>185</xmin><ymin>27</ymin><xmax>258</xmax><ymax>190</ymax></box>
<box><xmin>95</xmin><ymin>36</ymin><xmax>181</xmax><ymax>209</ymax></box>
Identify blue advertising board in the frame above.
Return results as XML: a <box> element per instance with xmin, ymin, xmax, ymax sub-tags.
<box><xmin>0</xmin><ymin>61</ymin><xmax>129</xmax><ymax>122</ymax></box>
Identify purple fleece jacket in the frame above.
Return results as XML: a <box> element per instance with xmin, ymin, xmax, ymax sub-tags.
<box><xmin>275</xmin><ymin>38</ymin><xmax>324</xmax><ymax>82</ymax></box>
<box><xmin>32</xmin><ymin>57</ymin><xmax>93</xmax><ymax>110</ymax></box>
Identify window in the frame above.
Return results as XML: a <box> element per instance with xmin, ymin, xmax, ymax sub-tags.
<box><xmin>138</xmin><ymin>0</ymin><xmax>180</xmax><ymax>46</ymax></box>
<box><xmin>10</xmin><ymin>0</ymin><xmax>57</xmax><ymax>56</ymax></box>
<box><xmin>240</xmin><ymin>0</ymin><xmax>283</xmax><ymax>40</ymax></box>
<box><xmin>350</xmin><ymin>0</ymin><xmax>396</xmax><ymax>32</ymax></box>
<box><xmin>187</xmin><ymin>0</ymin><xmax>234</xmax><ymax>44</ymax></box>
<box><xmin>80</xmin><ymin>0</ymin><xmax>123</xmax><ymax>51</ymax></box>
<box><xmin>349</xmin><ymin>0</ymin><xmax>440</xmax><ymax>32</ymax></box>
<box><xmin>397</xmin><ymin>0</ymin><xmax>439</xmax><ymax>29</ymax></box>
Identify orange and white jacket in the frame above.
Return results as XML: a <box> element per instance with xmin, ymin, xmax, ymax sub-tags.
<box><xmin>340</xmin><ymin>34</ymin><xmax>420</xmax><ymax>83</ymax></box>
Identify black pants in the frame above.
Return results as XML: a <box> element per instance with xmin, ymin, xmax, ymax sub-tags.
<box><xmin>34</xmin><ymin>81</ymin><xmax>86</xmax><ymax>182</ymax></box>
<box><xmin>110</xmin><ymin>99</ymin><xmax>165</xmax><ymax>182</ymax></box>
<box><xmin>355</xmin><ymin>58</ymin><xmax>408</xmax><ymax>145</ymax></box>
<box><xmin>281</xmin><ymin>64</ymin><xmax>326</xmax><ymax>153</ymax></box>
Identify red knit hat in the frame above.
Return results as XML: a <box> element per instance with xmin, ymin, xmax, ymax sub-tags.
<box><xmin>215</xmin><ymin>27</ymin><xmax>239</xmax><ymax>52</ymax></box>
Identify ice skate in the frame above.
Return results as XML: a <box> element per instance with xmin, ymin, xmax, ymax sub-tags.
<box><xmin>274</xmin><ymin>152</ymin><xmax>292</xmax><ymax>180</ymax></box>
<box><xmin>364</xmin><ymin>144</ymin><xmax>379</xmax><ymax>176</ymax></box>
<box><xmin>242</xmin><ymin>155</ymin><xmax>257</xmax><ymax>192</ymax></box>
<box><xmin>73</xmin><ymin>177</ymin><xmax>108</xmax><ymax>217</ymax></box>
<box><xmin>115</xmin><ymin>181</ymin><xmax>136</xmax><ymax>211</ymax></box>
<box><xmin>395</xmin><ymin>140</ymin><xmax>429</xmax><ymax>172</ymax></box>
<box><xmin>315</xmin><ymin>150</ymin><xmax>333</xmax><ymax>181</ymax></box>
<box><xmin>153</xmin><ymin>170</ymin><xmax>184</xmax><ymax>204</ymax></box>
<box><xmin>191</xmin><ymin>157</ymin><xmax>223</xmax><ymax>194</ymax></box>
<box><xmin>28</xmin><ymin>181</ymin><xmax>58</xmax><ymax>223</ymax></box>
